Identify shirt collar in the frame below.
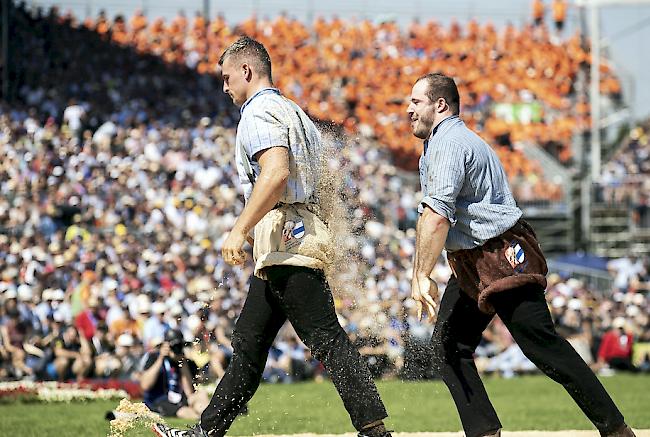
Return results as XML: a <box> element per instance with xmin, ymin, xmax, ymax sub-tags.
<box><xmin>240</xmin><ymin>87</ymin><xmax>281</xmax><ymax>114</ymax></box>
<box><xmin>423</xmin><ymin>115</ymin><xmax>460</xmax><ymax>154</ymax></box>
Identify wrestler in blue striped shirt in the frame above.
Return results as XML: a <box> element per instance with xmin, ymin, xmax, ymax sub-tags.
<box><xmin>407</xmin><ymin>72</ymin><xmax>632</xmax><ymax>437</ymax></box>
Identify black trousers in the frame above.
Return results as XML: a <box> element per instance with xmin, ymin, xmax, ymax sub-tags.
<box><xmin>200</xmin><ymin>266</ymin><xmax>387</xmax><ymax>435</ymax></box>
<box><xmin>432</xmin><ymin>277</ymin><xmax>625</xmax><ymax>437</ymax></box>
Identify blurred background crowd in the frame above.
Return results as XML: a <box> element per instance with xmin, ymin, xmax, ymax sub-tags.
<box><xmin>598</xmin><ymin>121</ymin><xmax>650</xmax><ymax>228</ymax></box>
<box><xmin>1</xmin><ymin>1</ymin><xmax>649</xmax><ymax>387</ymax></box>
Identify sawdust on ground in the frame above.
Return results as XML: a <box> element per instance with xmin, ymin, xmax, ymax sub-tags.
<box><xmin>245</xmin><ymin>431</ymin><xmax>650</xmax><ymax>437</ymax></box>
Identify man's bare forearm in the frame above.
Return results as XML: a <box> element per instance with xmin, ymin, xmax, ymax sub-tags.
<box><xmin>414</xmin><ymin>207</ymin><xmax>450</xmax><ymax>279</ymax></box>
<box><xmin>232</xmin><ymin>148</ymin><xmax>289</xmax><ymax>236</ymax></box>
<box><xmin>139</xmin><ymin>355</ymin><xmax>164</xmax><ymax>391</ymax></box>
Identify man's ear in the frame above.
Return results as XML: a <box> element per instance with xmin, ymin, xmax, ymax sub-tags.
<box><xmin>242</xmin><ymin>63</ymin><xmax>252</xmax><ymax>82</ymax></box>
<box><xmin>436</xmin><ymin>97</ymin><xmax>448</xmax><ymax>113</ymax></box>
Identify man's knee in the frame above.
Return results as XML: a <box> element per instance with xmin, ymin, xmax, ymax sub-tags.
<box><xmin>303</xmin><ymin>327</ymin><xmax>345</xmax><ymax>361</ymax></box>
<box><xmin>230</xmin><ymin>332</ymin><xmax>270</xmax><ymax>371</ymax></box>
<box><xmin>509</xmin><ymin>321</ymin><xmax>562</xmax><ymax>360</ymax></box>
<box><xmin>430</xmin><ymin>332</ymin><xmax>451</xmax><ymax>374</ymax></box>
<box><xmin>431</xmin><ymin>329</ymin><xmax>476</xmax><ymax>373</ymax></box>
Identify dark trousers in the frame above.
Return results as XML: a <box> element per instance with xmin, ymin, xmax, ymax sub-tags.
<box><xmin>200</xmin><ymin>266</ymin><xmax>387</xmax><ymax>435</ymax></box>
<box><xmin>432</xmin><ymin>277</ymin><xmax>625</xmax><ymax>437</ymax></box>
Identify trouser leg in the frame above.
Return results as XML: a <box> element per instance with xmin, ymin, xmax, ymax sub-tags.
<box><xmin>430</xmin><ymin>277</ymin><xmax>501</xmax><ymax>437</ymax></box>
<box><xmin>200</xmin><ymin>276</ymin><xmax>286</xmax><ymax>436</ymax></box>
<box><xmin>266</xmin><ymin>266</ymin><xmax>388</xmax><ymax>431</ymax></box>
<box><xmin>491</xmin><ymin>285</ymin><xmax>625</xmax><ymax>435</ymax></box>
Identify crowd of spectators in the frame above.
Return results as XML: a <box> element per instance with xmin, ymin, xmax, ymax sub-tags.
<box><xmin>598</xmin><ymin>120</ymin><xmax>650</xmax><ymax>228</ymax></box>
<box><xmin>0</xmin><ymin>101</ymin><xmax>423</xmax><ymax>383</ymax></box>
<box><xmin>474</xmin><ymin>266</ymin><xmax>650</xmax><ymax>378</ymax></box>
<box><xmin>11</xmin><ymin>3</ymin><xmax>238</xmax><ymax>136</ymax></box>
<box><xmin>1</xmin><ymin>3</ymin><xmax>646</xmax><ymax>387</ymax></box>
<box><xmin>13</xmin><ymin>4</ymin><xmax>625</xmax><ymax>202</ymax></box>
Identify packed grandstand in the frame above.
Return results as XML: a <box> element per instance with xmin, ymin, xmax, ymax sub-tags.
<box><xmin>0</xmin><ymin>2</ymin><xmax>648</xmax><ymax>392</ymax></box>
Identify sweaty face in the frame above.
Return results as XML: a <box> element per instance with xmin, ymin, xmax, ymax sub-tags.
<box><xmin>407</xmin><ymin>80</ymin><xmax>437</xmax><ymax>140</ymax></box>
<box><xmin>221</xmin><ymin>57</ymin><xmax>248</xmax><ymax>107</ymax></box>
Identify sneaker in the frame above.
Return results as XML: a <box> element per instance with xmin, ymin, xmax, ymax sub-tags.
<box><xmin>151</xmin><ymin>423</ymin><xmax>209</xmax><ymax>437</ymax></box>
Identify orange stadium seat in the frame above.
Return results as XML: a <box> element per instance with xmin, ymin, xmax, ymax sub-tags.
<box><xmin>14</xmin><ymin>8</ymin><xmax>627</xmax><ymax>201</ymax></box>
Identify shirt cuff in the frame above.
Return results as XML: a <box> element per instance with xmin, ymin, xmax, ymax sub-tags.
<box><xmin>249</xmin><ymin>143</ymin><xmax>289</xmax><ymax>160</ymax></box>
<box><xmin>418</xmin><ymin>196</ymin><xmax>457</xmax><ymax>226</ymax></box>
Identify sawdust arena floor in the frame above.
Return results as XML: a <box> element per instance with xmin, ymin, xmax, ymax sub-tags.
<box><xmin>247</xmin><ymin>431</ymin><xmax>650</xmax><ymax>437</ymax></box>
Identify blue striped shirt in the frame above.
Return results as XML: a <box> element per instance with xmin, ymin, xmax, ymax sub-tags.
<box><xmin>418</xmin><ymin>115</ymin><xmax>522</xmax><ymax>252</ymax></box>
<box><xmin>235</xmin><ymin>88</ymin><xmax>322</xmax><ymax>204</ymax></box>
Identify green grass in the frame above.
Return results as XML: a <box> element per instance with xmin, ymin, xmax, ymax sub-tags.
<box><xmin>1</xmin><ymin>375</ymin><xmax>649</xmax><ymax>436</ymax></box>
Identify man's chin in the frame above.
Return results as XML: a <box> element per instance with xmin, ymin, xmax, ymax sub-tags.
<box><xmin>227</xmin><ymin>94</ymin><xmax>242</xmax><ymax>106</ymax></box>
<box><xmin>412</xmin><ymin>130</ymin><xmax>428</xmax><ymax>140</ymax></box>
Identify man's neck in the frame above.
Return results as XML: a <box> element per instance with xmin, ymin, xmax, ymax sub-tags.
<box><xmin>246</xmin><ymin>81</ymin><xmax>275</xmax><ymax>100</ymax></box>
<box><xmin>430</xmin><ymin>113</ymin><xmax>454</xmax><ymax>133</ymax></box>
<box><xmin>428</xmin><ymin>113</ymin><xmax>455</xmax><ymax>139</ymax></box>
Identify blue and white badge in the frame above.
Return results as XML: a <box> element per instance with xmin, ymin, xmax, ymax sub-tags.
<box><xmin>505</xmin><ymin>240</ymin><xmax>525</xmax><ymax>269</ymax></box>
<box><xmin>292</xmin><ymin>221</ymin><xmax>305</xmax><ymax>239</ymax></box>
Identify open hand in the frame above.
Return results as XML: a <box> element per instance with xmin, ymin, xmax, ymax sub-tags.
<box><xmin>411</xmin><ymin>274</ymin><xmax>440</xmax><ymax>322</ymax></box>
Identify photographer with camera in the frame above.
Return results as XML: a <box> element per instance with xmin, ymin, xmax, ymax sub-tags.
<box><xmin>139</xmin><ymin>329</ymin><xmax>209</xmax><ymax>420</ymax></box>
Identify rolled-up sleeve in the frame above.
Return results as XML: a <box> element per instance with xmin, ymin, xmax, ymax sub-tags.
<box><xmin>241</xmin><ymin>102</ymin><xmax>289</xmax><ymax>159</ymax></box>
<box><xmin>418</xmin><ymin>142</ymin><xmax>466</xmax><ymax>226</ymax></box>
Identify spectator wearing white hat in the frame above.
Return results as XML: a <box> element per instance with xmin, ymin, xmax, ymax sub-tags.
<box><xmin>50</xmin><ymin>289</ymin><xmax>72</xmax><ymax>325</ymax></box>
<box><xmin>16</xmin><ymin>284</ymin><xmax>42</xmax><ymax>334</ymax></box>
<box><xmin>115</xmin><ymin>333</ymin><xmax>140</xmax><ymax>378</ymax></box>
<box><xmin>34</xmin><ymin>289</ymin><xmax>54</xmax><ymax>328</ymax></box>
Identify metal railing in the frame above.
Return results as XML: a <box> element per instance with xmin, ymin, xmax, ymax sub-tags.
<box><xmin>546</xmin><ymin>259</ymin><xmax>614</xmax><ymax>296</ymax></box>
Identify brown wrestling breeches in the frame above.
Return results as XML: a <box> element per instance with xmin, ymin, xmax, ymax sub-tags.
<box><xmin>447</xmin><ymin>219</ymin><xmax>548</xmax><ymax>313</ymax></box>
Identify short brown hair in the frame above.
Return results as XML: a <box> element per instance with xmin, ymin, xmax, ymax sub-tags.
<box><xmin>416</xmin><ymin>73</ymin><xmax>460</xmax><ymax>115</ymax></box>
<box><xmin>219</xmin><ymin>36</ymin><xmax>272</xmax><ymax>80</ymax></box>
